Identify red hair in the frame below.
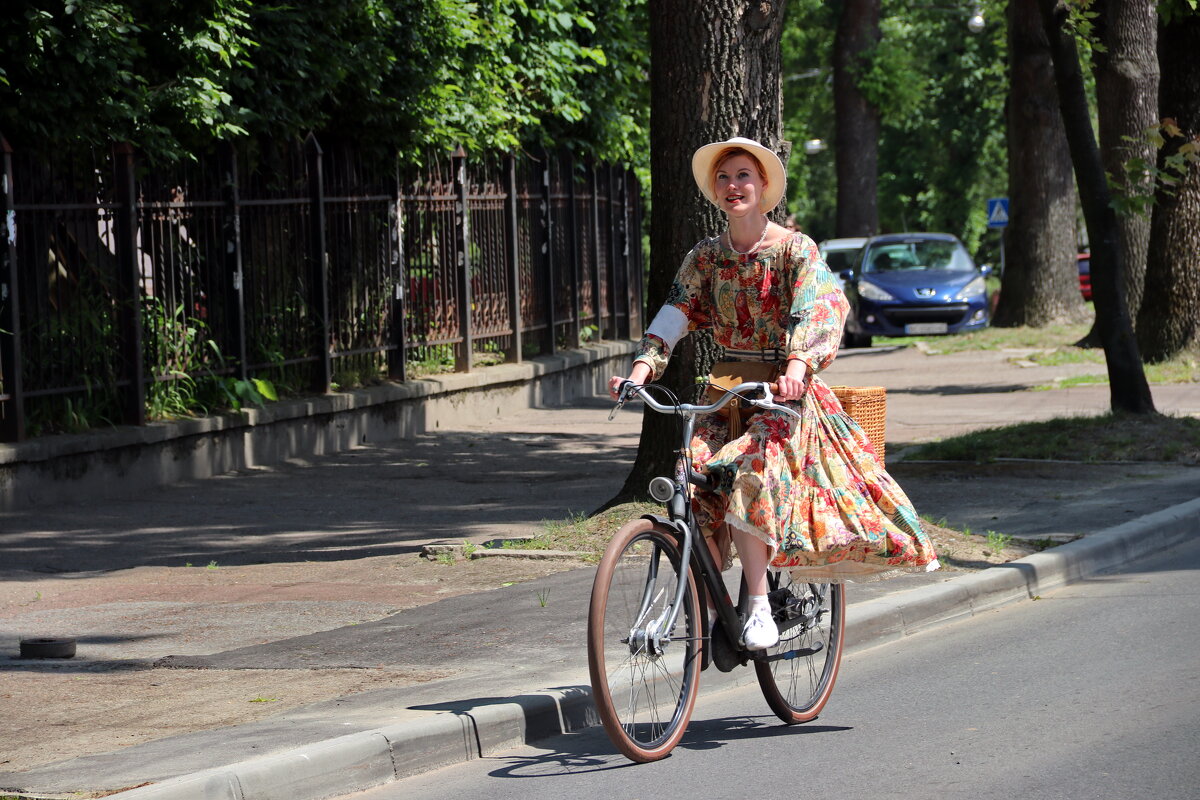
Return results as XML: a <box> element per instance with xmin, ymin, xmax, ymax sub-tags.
<box><xmin>710</xmin><ymin>147</ymin><xmax>768</xmax><ymax>193</ymax></box>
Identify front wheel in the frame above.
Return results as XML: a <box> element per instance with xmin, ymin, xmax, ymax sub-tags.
<box><xmin>587</xmin><ymin>518</ymin><xmax>702</xmax><ymax>762</ymax></box>
<box><xmin>754</xmin><ymin>572</ymin><xmax>845</xmax><ymax>724</ymax></box>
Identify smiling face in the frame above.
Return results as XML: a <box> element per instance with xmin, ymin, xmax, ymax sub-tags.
<box><xmin>713</xmin><ymin>152</ymin><xmax>768</xmax><ymax>217</ymax></box>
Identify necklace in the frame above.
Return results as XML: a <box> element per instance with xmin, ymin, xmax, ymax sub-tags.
<box><xmin>726</xmin><ymin>219</ymin><xmax>769</xmax><ymax>256</ymax></box>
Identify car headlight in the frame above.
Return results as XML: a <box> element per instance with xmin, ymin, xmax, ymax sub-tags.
<box><xmin>858</xmin><ymin>281</ymin><xmax>896</xmax><ymax>302</ymax></box>
<box><xmin>954</xmin><ymin>276</ymin><xmax>986</xmax><ymax>300</ymax></box>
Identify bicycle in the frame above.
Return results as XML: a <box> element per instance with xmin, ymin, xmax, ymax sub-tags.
<box><xmin>587</xmin><ymin>380</ymin><xmax>846</xmax><ymax>763</ymax></box>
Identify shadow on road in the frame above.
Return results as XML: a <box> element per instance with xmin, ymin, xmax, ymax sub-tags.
<box><xmin>0</xmin><ymin>404</ymin><xmax>635</xmax><ymax>573</ymax></box>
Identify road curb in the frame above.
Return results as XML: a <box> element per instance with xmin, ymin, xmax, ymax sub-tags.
<box><xmin>111</xmin><ymin>496</ymin><xmax>1200</xmax><ymax>799</ymax></box>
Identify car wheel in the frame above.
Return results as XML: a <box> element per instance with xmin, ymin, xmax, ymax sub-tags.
<box><xmin>844</xmin><ymin>331</ymin><xmax>873</xmax><ymax>348</ymax></box>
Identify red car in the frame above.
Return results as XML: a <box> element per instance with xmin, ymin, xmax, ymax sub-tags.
<box><xmin>1078</xmin><ymin>253</ymin><xmax>1091</xmax><ymax>300</ymax></box>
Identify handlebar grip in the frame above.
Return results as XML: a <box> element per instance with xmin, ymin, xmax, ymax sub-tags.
<box><xmin>688</xmin><ymin>468</ymin><xmax>716</xmax><ymax>490</ymax></box>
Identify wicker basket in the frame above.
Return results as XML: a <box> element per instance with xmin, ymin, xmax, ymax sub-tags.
<box><xmin>830</xmin><ymin>385</ymin><xmax>887</xmax><ymax>465</ymax></box>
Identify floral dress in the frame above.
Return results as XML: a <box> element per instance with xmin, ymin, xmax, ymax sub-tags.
<box><xmin>634</xmin><ymin>232</ymin><xmax>939</xmax><ymax>582</ymax></box>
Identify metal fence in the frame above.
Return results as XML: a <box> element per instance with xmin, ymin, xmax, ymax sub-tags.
<box><xmin>0</xmin><ymin>135</ymin><xmax>644</xmax><ymax>442</ymax></box>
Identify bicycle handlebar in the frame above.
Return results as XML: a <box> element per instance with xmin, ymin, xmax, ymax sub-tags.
<box><xmin>614</xmin><ymin>380</ymin><xmax>801</xmax><ymax>420</ymax></box>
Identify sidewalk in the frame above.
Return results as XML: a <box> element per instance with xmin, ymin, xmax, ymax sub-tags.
<box><xmin>1</xmin><ymin>346</ymin><xmax>1198</xmax><ymax>799</ymax></box>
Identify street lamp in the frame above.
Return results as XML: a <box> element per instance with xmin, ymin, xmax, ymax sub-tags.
<box><xmin>913</xmin><ymin>2</ymin><xmax>986</xmax><ymax>33</ymax></box>
<box><xmin>966</xmin><ymin>3</ymin><xmax>985</xmax><ymax>33</ymax></box>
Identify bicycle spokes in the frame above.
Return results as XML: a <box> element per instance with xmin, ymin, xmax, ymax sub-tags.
<box><xmin>588</xmin><ymin>521</ymin><xmax>702</xmax><ymax>762</ymax></box>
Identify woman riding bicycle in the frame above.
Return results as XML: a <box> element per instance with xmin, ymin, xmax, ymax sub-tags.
<box><xmin>609</xmin><ymin>137</ymin><xmax>939</xmax><ymax>651</ymax></box>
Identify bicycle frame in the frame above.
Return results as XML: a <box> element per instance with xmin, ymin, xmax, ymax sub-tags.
<box><xmin>591</xmin><ymin>381</ymin><xmax>848</xmax><ymax>761</ymax></box>
<box><xmin>615</xmin><ymin>380</ymin><xmax>801</xmax><ymax>658</ymax></box>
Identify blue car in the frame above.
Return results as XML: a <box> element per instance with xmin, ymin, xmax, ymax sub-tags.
<box><xmin>839</xmin><ymin>233</ymin><xmax>991</xmax><ymax>348</ymax></box>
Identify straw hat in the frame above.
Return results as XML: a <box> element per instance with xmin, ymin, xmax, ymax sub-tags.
<box><xmin>691</xmin><ymin>137</ymin><xmax>786</xmax><ymax>212</ymax></box>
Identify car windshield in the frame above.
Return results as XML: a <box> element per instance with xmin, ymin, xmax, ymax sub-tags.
<box><xmin>863</xmin><ymin>239</ymin><xmax>974</xmax><ymax>273</ymax></box>
<box><xmin>822</xmin><ymin>248</ymin><xmax>861</xmax><ymax>273</ymax></box>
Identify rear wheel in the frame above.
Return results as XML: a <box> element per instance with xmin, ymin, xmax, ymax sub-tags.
<box><xmin>587</xmin><ymin>519</ymin><xmax>702</xmax><ymax>762</ymax></box>
<box><xmin>754</xmin><ymin>572</ymin><xmax>845</xmax><ymax>723</ymax></box>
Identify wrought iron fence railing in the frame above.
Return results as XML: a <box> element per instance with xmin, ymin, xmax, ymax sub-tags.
<box><xmin>0</xmin><ymin>135</ymin><xmax>644</xmax><ymax>442</ymax></box>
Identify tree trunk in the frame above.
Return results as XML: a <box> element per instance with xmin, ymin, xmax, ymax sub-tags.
<box><xmin>1079</xmin><ymin>0</ymin><xmax>1159</xmax><ymax>346</ymax></box>
<box><xmin>832</xmin><ymin>0</ymin><xmax>880</xmax><ymax>237</ymax></box>
<box><xmin>1041</xmin><ymin>0</ymin><xmax>1155</xmax><ymax>414</ymax></box>
<box><xmin>1136</xmin><ymin>13</ymin><xmax>1200</xmax><ymax>362</ymax></box>
<box><xmin>609</xmin><ymin>0</ymin><xmax>788</xmax><ymax>507</ymax></box>
<box><xmin>993</xmin><ymin>0</ymin><xmax>1085</xmax><ymax>328</ymax></box>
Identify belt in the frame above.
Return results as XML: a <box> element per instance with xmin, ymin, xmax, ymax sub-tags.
<box><xmin>722</xmin><ymin>347</ymin><xmax>783</xmax><ymax>362</ymax></box>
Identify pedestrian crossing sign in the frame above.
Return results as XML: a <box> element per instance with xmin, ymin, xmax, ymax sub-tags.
<box><xmin>986</xmin><ymin>197</ymin><xmax>1009</xmax><ymax>229</ymax></box>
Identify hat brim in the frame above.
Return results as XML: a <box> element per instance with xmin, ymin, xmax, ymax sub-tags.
<box><xmin>691</xmin><ymin>137</ymin><xmax>787</xmax><ymax>213</ymax></box>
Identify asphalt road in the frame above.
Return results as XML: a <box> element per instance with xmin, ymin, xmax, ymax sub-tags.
<box><xmin>338</xmin><ymin>532</ymin><xmax>1200</xmax><ymax>800</ymax></box>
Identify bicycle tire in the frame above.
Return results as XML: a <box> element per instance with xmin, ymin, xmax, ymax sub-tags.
<box><xmin>754</xmin><ymin>572</ymin><xmax>845</xmax><ymax>724</ymax></box>
<box><xmin>587</xmin><ymin>518</ymin><xmax>703</xmax><ymax>762</ymax></box>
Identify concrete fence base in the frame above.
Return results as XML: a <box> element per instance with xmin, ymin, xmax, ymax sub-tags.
<box><xmin>0</xmin><ymin>341</ymin><xmax>636</xmax><ymax>512</ymax></box>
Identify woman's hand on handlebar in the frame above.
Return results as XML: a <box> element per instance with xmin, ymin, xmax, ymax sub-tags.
<box><xmin>774</xmin><ymin>359</ymin><xmax>811</xmax><ymax>401</ymax></box>
<box><xmin>609</xmin><ymin>362</ymin><xmax>653</xmax><ymax>401</ymax></box>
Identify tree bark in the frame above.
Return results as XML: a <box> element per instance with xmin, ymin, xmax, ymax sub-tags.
<box><xmin>608</xmin><ymin>0</ymin><xmax>788</xmax><ymax>507</ymax></box>
<box><xmin>1079</xmin><ymin>0</ymin><xmax>1159</xmax><ymax>345</ymax></box>
<box><xmin>1040</xmin><ymin>0</ymin><xmax>1155</xmax><ymax>414</ymax></box>
<box><xmin>832</xmin><ymin>0</ymin><xmax>880</xmax><ymax>237</ymax></box>
<box><xmin>994</xmin><ymin>0</ymin><xmax>1084</xmax><ymax>328</ymax></box>
<box><xmin>1136</xmin><ymin>12</ymin><xmax>1200</xmax><ymax>362</ymax></box>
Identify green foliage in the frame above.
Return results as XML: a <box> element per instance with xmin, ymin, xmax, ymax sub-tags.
<box><xmin>1159</xmin><ymin>0</ymin><xmax>1200</xmax><ymax>25</ymax></box>
<box><xmin>781</xmin><ymin>0</ymin><xmax>838</xmax><ymax>238</ymax></box>
<box><xmin>782</xmin><ymin>0</ymin><xmax>1008</xmax><ymax>253</ymax></box>
<box><xmin>905</xmin><ymin>412</ymin><xmax>1200</xmax><ymax>464</ymax></box>
<box><xmin>1062</xmin><ymin>0</ymin><xmax>1103</xmax><ymax>47</ymax></box>
<box><xmin>0</xmin><ymin>1</ymin><xmax>255</xmax><ymax>163</ymax></box>
<box><xmin>204</xmin><ymin>339</ymin><xmax>279</xmax><ymax>412</ymax></box>
<box><xmin>0</xmin><ymin>1</ymin><xmax>649</xmax><ymax>167</ymax></box>
<box><xmin>874</xmin><ymin>0</ymin><xmax>1009</xmax><ymax>256</ymax></box>
<box><xmin>141</xmin><ymin>296</ymin><xmax>278</xmax><ymax>418</ymax></box>
<box><xmin>1110</xmin><ymin>120</ymin><xmax>1200</xmax><ymax>217</ymax></box>
<box><xmin>408</xmin><ymin>344</ymin><xmax>456</xmax><ymax>376</ymax></box>
<box><xmin>986</xmin><ymin>530</ymin><xmax>1013</xmax><ymax>552</ymax></box>
<box><xmin>853</xmin><ymin>17</ymin><xmax>927</xmax><ymax>119</ymax></box>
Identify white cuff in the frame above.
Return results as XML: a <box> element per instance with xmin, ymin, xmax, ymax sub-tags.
<box><xmin>645</xmin><ymin>305</ymin><xmax>689</xmax><ymax>351</ymax></box>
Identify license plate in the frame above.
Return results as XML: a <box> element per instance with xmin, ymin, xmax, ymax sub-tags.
<box><xmin>905</xmin><ymin>322</ymin><xmax>948</xmax><ymax>335</ymax></box>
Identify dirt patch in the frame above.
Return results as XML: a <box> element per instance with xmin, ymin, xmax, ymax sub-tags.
<box><xmin>0</xmin><ymin>667</ymin><xmax>447</xmax><ymax>780</ymax></box>
<box><xmin>919</xmin><ymin>520</ymin><xmax>1054</xmax><ymax>572</ymax></box>
<box><xmin>0</xmin><ymin>554</ymin><xmax>577</xmax><ymax>776</ymax></box>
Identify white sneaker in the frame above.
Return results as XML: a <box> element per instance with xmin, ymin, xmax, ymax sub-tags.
<box><xmin>741</xmin><ymin>606</ymin><xmax>779</xmax><ymax>650</ymax></box>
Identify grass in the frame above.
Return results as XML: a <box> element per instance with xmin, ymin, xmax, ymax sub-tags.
<box><xmin>876</xmin><ymin>320</ymin><xmax>1093</xmax><ymax>354</ymax></box>
<box><xmin>1021</xmin><ymin>347</ymin><xmax>1200</xmax><ymax>390</ymax></box>
<box><xmin>875</xmin><ymin>322</ymin><xmax>1199</xmax><ymax>462</ymax></box>
<box><xmin>986</xmin><ymin>530</ymin><xmax>1014</xmax><ymax>553</ymax></box>
<box><xmin>906</xmin><ymin>412</ymin><xmax>1200</xmax><ymax>464</ymax></box>
<box><xmin>493</xmin><ymin>503</ymin><xmax>661</xmax><ymax>559</ymax></box>
<box><xmin>875</xmin><ymin>321</ymin><xmax>1200</xmax><ymax>387</ymax></box>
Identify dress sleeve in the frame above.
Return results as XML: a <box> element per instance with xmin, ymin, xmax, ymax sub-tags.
<box><xmin>633</xmin><ymin>245</ymin><xmax>712</xmax><ymax>380</ymax></box>
<box><xmin>785</xmin><ymin>236</ymin><xmax>850</xmax><ymax>374</ymax></box>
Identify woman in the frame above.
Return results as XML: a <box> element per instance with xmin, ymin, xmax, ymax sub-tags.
<box><xmin>609</xmin><ymin>137</ymin><xmax>939</xmax><ymax>650</ymax></box>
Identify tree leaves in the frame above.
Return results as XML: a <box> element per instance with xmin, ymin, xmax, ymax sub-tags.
<box><xmin>0</xmin><ymin>0</ymin><xmax>649</xmax><ymax>166</ymax></box>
